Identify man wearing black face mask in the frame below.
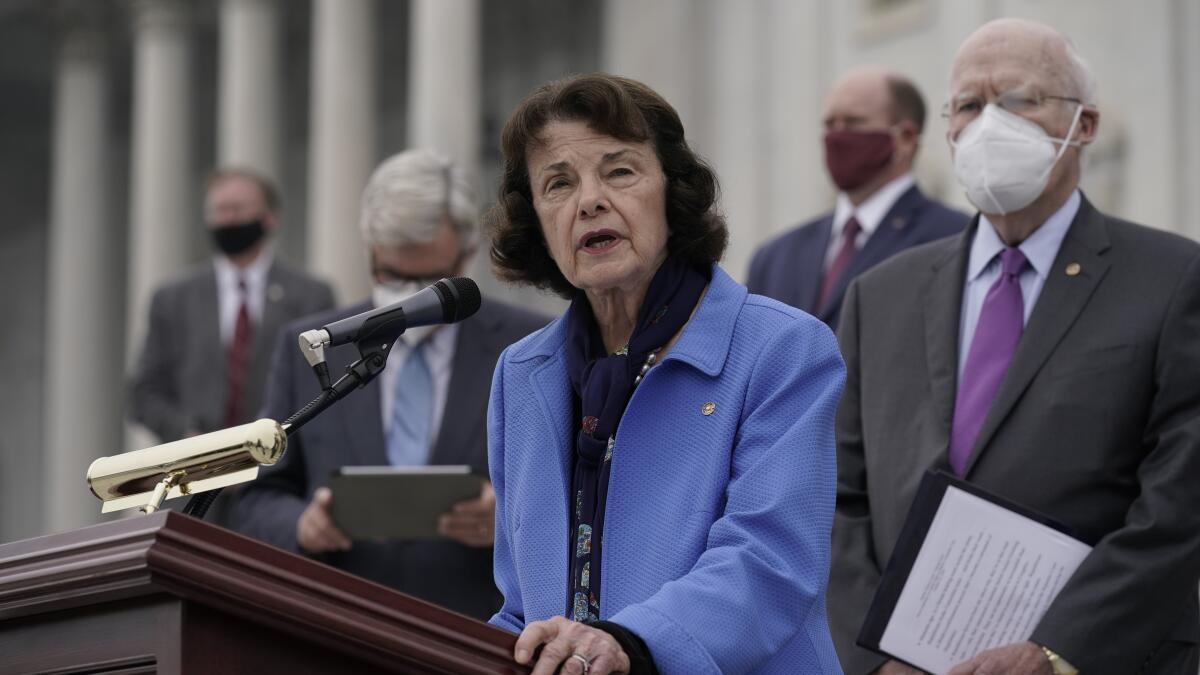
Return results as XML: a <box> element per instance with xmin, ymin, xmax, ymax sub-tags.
<box><xmin>748</xmin><ymin>66</ymin><xmax>968</xmax><ymax>329</ymax></box>
<box><xmin>129</xmin><ymin>167</ymin><xmax>335</xmax><ymax>457</ymax></box>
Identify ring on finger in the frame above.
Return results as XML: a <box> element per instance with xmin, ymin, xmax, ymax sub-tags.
<box><xmin>569</xmin><ymin>653</ymin><xmax>591</xmax><ymax>674</ymax></box>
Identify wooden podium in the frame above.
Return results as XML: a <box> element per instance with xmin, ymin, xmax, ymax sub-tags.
<box><xmin>0</xmin><ymin>511</ymin><xmax>528</xmax><ymax>674</ymax></box>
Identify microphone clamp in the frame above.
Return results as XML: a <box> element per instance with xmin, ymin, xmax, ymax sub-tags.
<box><xmin>298</xmin><ymin>329</ymin><xmax>333</xmax><ymax>390</ymax></box>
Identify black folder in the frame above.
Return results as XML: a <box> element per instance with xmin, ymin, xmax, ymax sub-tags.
<box><xmin>857</xmin><ymin>470</ymin><xmax>1085</xmax><ymax>666</ymax></box>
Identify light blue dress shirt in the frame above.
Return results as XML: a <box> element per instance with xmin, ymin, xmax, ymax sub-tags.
<box><xmin>957</xmin><ymin>190</ymin><xmax>1081</xmax><ymax>379</ymax></box>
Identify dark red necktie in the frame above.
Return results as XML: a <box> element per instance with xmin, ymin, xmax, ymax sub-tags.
<box><xmin>816</xmin><ymin>216</ymin><xmax>861</xmax><ymax>313</ymax></box>
<box><xmin>224</xmin><ymin>278</ymin><xmax>253</xmax><ymax>427</ymax></box>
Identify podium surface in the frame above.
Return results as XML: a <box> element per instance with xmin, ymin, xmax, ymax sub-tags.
<box><xmin>0</xmin><ymin>511</ymin><xmax>527</xmax><ymax>674</ymax></box>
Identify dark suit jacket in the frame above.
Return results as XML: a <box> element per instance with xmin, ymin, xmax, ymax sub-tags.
<box><xmin>830</xmin><ymin>196</ymin><xmax>1200</xmax><ymax>674</ymax></box>
<box><xmin>129</xmin><ymin>258</ymin><xmax>335</xmax><ymax>441</ymax></box>
<box><xmin>747</xmin><ymin>185</ymin><xmax>967</xmax><ymax>328</ymax></box>
<box><xmin>232</xmin><ymin>297</ymin><xmax>548</xmax><ymax>620</ymax></box>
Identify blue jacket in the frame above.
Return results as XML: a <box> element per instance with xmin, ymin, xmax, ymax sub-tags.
<box><xmin>747</xmin><ymin>185</ymin><xmax>967</xmax><ymax>329</ymax></box>
<box><xmin>488</xmin><ymin>266</ymin><xmax>846</xmax><ymax>674</ymax></box>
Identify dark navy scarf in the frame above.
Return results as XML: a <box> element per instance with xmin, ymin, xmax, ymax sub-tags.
<box><xmin>563</xmin><ymin>255</ymin><xmax>710</xmax><ymax>621</ymax></box>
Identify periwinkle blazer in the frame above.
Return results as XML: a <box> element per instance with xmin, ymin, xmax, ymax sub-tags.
<box><xmin>488</xmin><ymin>266</ymin><xmax>846</xmax><ymax>674</ymax></box>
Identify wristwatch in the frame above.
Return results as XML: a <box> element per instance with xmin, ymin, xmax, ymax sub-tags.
<box><xmin>1041</xmin><ymin>645</ymin><xmax>1079</xmax><ymax>675</ymax></box>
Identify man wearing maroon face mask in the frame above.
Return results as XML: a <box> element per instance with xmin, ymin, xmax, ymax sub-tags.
<box><xmin>748</xmin><ymin>66</ymin><xmax>968</xmax><ymax>329</ymax></box>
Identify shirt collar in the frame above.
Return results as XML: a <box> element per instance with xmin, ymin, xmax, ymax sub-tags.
<box><xmin>968</xmin><ymin>190</ymin><xmax>1080</xmax><ymax>282</ymax></box>
<box><xmin>213</xmin><ymin>246</ymin><xmax>275</xmax><ymax>288</ymax></box>
<box><xmin>423</xmin><ymin>322</ymin><xmax>458</xmax><ymax>359</ymax></box>
<box><xmin>833</xmin><ymin>173</ymin><xmax>915</xmax><ymax>237</ymax></box>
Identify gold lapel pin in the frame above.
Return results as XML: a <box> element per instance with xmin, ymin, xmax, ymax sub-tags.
<box><xmin>701</xmin><ymin>402</ymin><xmax>716</xmax><ymax>416</ymax></box>
<box><xmin>1065</xmin><ymin>262</ymin><xmax>1081</xmax><ymax>277</ymax></box>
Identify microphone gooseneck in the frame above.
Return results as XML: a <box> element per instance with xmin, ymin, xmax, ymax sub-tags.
<box><xmin>182</xmin><ymin>277</ymin><xmax>483</xmax><ymax>521</ymax></box>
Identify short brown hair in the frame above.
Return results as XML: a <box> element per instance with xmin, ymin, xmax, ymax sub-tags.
<box><xmin>486</xmin><ymin>73</ymin><xmax>727</xmax><ymax>298</ymax></box>
<box><xmin>886</xmin><ymin>75</ymin><xmax>927</xmax><ymax>134</ymax></box>
<box><xmin>205</xmin><ymin>167</ymin><xmax>281</xmax><ymax>212</ymax></box>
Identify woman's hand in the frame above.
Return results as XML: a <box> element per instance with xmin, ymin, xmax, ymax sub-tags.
<box><xmin>515</xmin><ymin>616</ymin><xmax>631</xmax><ymax>675</ymax></box>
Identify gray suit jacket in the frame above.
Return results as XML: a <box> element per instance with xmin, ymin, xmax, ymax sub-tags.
<box><xmin>232</xmin><ymin>297</ymin><xmax>548</xmax><ymax>620</ymax></box>
<box><xmin>830</xmin><ymin>196</ymin><xmax>1200</xmax><ymax>674</ymax></box>
<box><xmin>129</xmin><ymin>258</ymin><xmax>335</xmax><ymax>441</ymax></box>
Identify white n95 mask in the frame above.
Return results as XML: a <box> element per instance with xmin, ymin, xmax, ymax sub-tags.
<box><xmin>951</xmin><ymin>102</ymin><xmax>1083</xmax><ymax>215</ymax></box>
<box><xmin>371</xmin><ymin>280</ymin><xmax>439</xmax><ymax>346</ymax></box>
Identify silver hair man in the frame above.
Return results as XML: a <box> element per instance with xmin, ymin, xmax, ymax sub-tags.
<box><xmin>359</xmin><ymin>148</ymin><xmax>478</xmax><ymax>251</ymax></box>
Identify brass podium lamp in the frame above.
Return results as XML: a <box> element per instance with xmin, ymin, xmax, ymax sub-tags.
<box><xmin>86</xmin><ymin>419</ymin><xmax>287</xmax><ymax>514</ymax></box>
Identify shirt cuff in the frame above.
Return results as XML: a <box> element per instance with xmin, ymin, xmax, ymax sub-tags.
<box><xmin>589</xmin><ymin>620</ymin><xmax>659</xmax><ymax>675</ymax></box>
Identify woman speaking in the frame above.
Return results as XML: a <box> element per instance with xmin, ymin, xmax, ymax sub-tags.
<box><xmin>485</xmin><ymin>73</ymin><xmax>845</xmax><ymax>675</ymax></box>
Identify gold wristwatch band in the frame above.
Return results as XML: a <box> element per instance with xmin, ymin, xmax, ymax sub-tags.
<box><xmin>1041</xmin><ymin>645</ymin><xmax>1079</xmax><ymax>675</ymax></box>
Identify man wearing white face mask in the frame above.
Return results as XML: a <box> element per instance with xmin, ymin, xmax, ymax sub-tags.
<box><xmin>830</xmin><ymin>18</ymin><xmax>1200</xmax><ymax>675</ymax></box>
<box><xmin>232</xmin><ymin>150</ymin><xmax>548</xmax><ymax>620</ymax></box>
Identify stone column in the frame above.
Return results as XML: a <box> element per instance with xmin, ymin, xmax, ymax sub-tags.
<box><xmin>763</xmin><ymin>0</ymin><xmax>832</xmax><ymax>236</ymax></box>
<box><xmin>407</xmin><ymin>0</ymin><xmax>481</xmax><ymax>178</ymax></box>
<box><xmin>127</xmin><ymin>0</ymin><xmax>194</xmax><ymax>357</ymax></box>
<box><xmin>217</xmin><ymin>0</ymin><xmax>282</xmax><ymax>183</ymax></box>
<box><xmin>698</xmin><ymin>0</ymin><xmax>769</xmax><ymax>282</ymax></box>
<box><xmin>45</xmin><ymin>3</ymin><xmax>123</xmax><ymax>533</ymax></box>
<box><xmin>307</xmin><ymin>0</ymin><xmax>376</xmax><ymax>304</ymax></box>
<box><xmin>602</xmin><ymin>0</ymin><xmax>704</xmax><ymax>133</ymax></box>
<box><xmin>1174</xmin><ymin>0</ymin><xmax>1200</xmax><ymax>240</ymax></box>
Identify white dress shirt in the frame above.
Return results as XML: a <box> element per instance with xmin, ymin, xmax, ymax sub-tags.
<box><xmin>957</xmin><ymin>189</ymin><xmax>1081</xmax><ymax>378</ymax></box>
<box><xmin>379</xmin><ymin>323</ymin><xmax>458</xmax><ymax>452</ymax></box>
<box><xmin>825</xmin><ymin>173</ymin><xmax>916</xmax><ymax>270</ymax></box>
<box><xmin>213</xmin><ymin>248</ymin><xmax>274</xmax><ymax>345</ymax></box>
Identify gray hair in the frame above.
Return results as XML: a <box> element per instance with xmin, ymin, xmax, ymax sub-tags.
<box><xmin>358</xmin><ymin>149</ymin><xmax>478</xmax><ymax>250</ymax></box>
<box><xmin>1062</xmin><ymin>37</ymin><xmax>1097</xmax><ymax>105</ymax></box>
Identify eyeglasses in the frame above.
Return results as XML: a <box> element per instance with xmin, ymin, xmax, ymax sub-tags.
<box><xmin>371</xmin><ymin>251</ymin><xmax>466</xmax><ymax>287</ymax></box>
<box><xmin>941</xmin><ymin>89</ymin><xmax>1083</xmax><ymax>127</ymax></box>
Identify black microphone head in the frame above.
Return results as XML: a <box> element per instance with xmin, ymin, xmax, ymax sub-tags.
<box><xmin>433</xmin><ymin>277</ymin><xmax>482</xmax><ymax>323</ymax></box>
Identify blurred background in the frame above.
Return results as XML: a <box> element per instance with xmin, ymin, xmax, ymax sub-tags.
<box><xmin>1</xmin><ymin>0</ymin><xmax>1197</xmax><ymax>544</ymax></box>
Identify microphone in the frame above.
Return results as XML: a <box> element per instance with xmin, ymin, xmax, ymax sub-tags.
<box><xmin>298</xmin><ymin>277</ymin><xmax>481</xmax><ymax>365</ymax></box>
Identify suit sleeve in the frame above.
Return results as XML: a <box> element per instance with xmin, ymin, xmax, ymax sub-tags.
<box><xmin>745</xmin><ymin>245</ymin><xmax>768</xmax><ymax>296</ymax></box>
<box><xmin>129</xmin><ymin>286</ymin><xmax>192</xmax><ymax>441</ymax></box>
<box><xmin>488</xmin><ymin>348</ymin><xmax>528</xmax><ymax>634</ymax></box>
<box><xmin>609</xmin><ymin>318</ymin><xmax>845</xmax><ymax>674</ymax></box>
<box><xmin>230</xmin><ymin>323</ymin><xmax>311</xmax><ymax>553</ymax></box>
<box><xmin>1031</xmin><ymin>253</ymin><xmax>1200</xmax><ymax>673</ymax></box>
<box><xmin>312</xmin><ymin>280</ymin><xmax>336</xmax><ymax>313</ymax></box>
<box><xmin>828</xmin><ymin>280</ymin><xmax>889</xmax><ymax>675</ymax></box>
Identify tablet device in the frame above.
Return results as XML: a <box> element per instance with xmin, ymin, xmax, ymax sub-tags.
<box><xmin>328</xmin><ymin>465</ymin><xmax>485</xmax><ymax>540</ymax></box>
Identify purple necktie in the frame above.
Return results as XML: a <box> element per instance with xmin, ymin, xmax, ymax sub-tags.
<box><xmin>949</xmin><ymin>247</ymin><xmax>1029</xmax><ymax>475</ymax></box>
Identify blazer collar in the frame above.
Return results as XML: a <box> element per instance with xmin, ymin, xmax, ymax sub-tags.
<box><xmin>922</xmin><ymin>222</ymin><xmax>972</xmax><ymax>473</ymax></box>
<box><xmin>251</xmin><ymin>260</ymin><xmax>283</xmax><ymax>360</ymax></box>
<box><xmin>429</xmin><ymin>302</ymin><xmax>505</xmax><ymax>467</ymax></box>
<box><xmin>511</xmin><ymin>263</ymin><xmax>743</xmax><ymax>379</ymax></box>
<box><xmin>962</xmin><ymin>194</ymin><xmax>1112</xmax><ymax>475</ymax></box>
<box><xmin>661</xmin><ymin>265</ymin><xmax>744</xmax><ymax>376</ymax></box>
<box><xmin>819</xmin><ymin>185</ymin><xmax>929</xmax><ymax>321</ymax></box>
